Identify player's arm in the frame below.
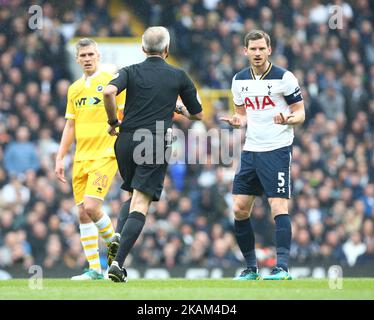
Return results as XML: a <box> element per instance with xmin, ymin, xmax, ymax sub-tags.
<box><xmin>289</xmin><ymin>100</ymin><xmax>306</xmax><ymax>124</ymax></box>
<box><xmin>220</xmin><ymin>104</ymin><xmax>247</xmax><ymax>128</ymax></box>
<box><xmin>103</xmin><ymin>84</ymin><xmax>120</xmax><ymax>136</ymax></box>
<box><xmin>55</xmin><ymin>119</ymin><xmax>75</xmax><ymax>183</ymax></box>
<box><xmin>274</xmin><ymin>101</ymin><xmax>305</xmax><ymax>125</ymax></box>
<box><xmin>220</xmin><ymin>74</ymin><xmax>246</xmax><ymax>128</ymax></box>
<box><xmin>274</xmin><ymin>71</ymin><xmax>305</xmax><ymax>125</ymax></box>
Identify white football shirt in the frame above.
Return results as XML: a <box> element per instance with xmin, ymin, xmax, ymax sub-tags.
<box><xmin>231</xmin><ymin>63</ymin><xmax>303</xmax><ymax>152</ymax></box>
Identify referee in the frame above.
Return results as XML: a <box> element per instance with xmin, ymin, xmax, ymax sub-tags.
<box><xmin>104</xmin><ymin>26</ymin><xmax>203</xmax><ymax>282</ymax></box>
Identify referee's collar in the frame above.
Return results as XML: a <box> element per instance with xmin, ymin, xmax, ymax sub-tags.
<box><xmin>146</xmin><ymin>56</ymin><xmax>166</xmax><ymax>62</ymax></box>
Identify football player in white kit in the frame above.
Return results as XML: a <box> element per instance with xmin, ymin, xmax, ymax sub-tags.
<box><xmin>221</xmin><ymin>30</ymin><xmax>305</xmax><ymax>280</ymax></box>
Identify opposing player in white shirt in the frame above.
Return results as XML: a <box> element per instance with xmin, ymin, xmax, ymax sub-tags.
<box><xmin>221</xmin><ymin>30</ymin><xmax>305</xmax><ymax>280</ymax></box>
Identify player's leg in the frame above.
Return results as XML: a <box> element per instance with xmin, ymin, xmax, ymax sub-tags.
<box><xmin>232</xmin><ymin>151</ymin><xmax>263</xmax><ymax>280</ymax></box>
<box><xmin>232</xmin><ymin>194</ymin><xmax>261</xmax><ymax>280</ymax></box>
<box><xmin>83</xmin><ymin>196</ymin><xmax>117</xmax><ymax>272</ymax></box>
<box><xmin>109</xmin><ymin>189</ymin><xmax>152</xmax><ymax>282</ymax></box>
<box><xmin>255</xmin><ymin>146</ymin><xmax>293</xmax><ymax>280</ymax></box>
<box><xmin>84</xmin><ymin>197</ymin><xmax>114</xmax><ymax>244</ymax></box>
<box><xmin>84</xmin><ymin>157</ymin><xmax>118</xmax><ymax>265</ymax></box>
<box><xmin>71</xmin><ymin>161</ymin><xmax>103</xmax><ymax>280</ymax></box>
<box><xmin>72</xmin><ymin>204</ymin><xmax>103</xmax><ymax>280</ymax></box>
<box><xmin>265</xmin><ymin>197</ymin><xmax>292</xmax><ymax>280</ymax></box>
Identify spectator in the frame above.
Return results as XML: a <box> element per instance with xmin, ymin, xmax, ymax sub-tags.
<box><xmin>0</xmin><ymin>176</ymin><xmax>30</xmax><ymax>208</ymax></box>
<box><xmin>109</xmin><ymin>11</ymin><xmax>132</xmax><ymax>37</ymax></box>
<box><xmin>179</xmin><ymin>197</ymin><xmax>196</xmax><ymax>225</ymax></box>
<box><xmin>207</xmin><ymin>238</ymin><xmax>240</xmax><ymax>268</ymax></box>
<box><xmin>63</xmin><ymin>234</ymin><xmax>88</xmax><ymax>269</ymax></box>
<box><xmin>324</xmin><ymin>230</ymin><xmax>347</xmax><ymax>264</ymax></box>
<box><xmin>362</xmin><ymin>219</ymin><xmax>374</xmax><ymax>244</ymax></box>
<box><xmin>360</xmin><ymin>184</ymin><xmax>374</xmax><ymax>218</ymax></box>
<box><xmin>27</xmin><ymin>221</ymin><xmax>48</xmax><ymax>265</ymax></box>
<box><xmin>43</xmin><ymin>234</ymin><xmax>64</xmax><ymax>269</ymax></box>
<box><xmin>342</xmin><ymin>231</ymin><xmax>366</xmax><ymax>266</ymax></box>
<box><xmin>318</xmin><ymin>84</ymin><xmax>345</xmax><ymax>120</ymax></box>
<box><xmin>290</xmin><ymin>228</ymin><xmax>319</xmax><ymax>264</ymax></box>
<box><xmin>3</xmin><ymin>126</ymin><xmax>40</xmax><ymax>178</ymax></box>
<box><xmin>356</xmin><ymin>237</ymin><xmax>374</xmax><ymax>265</ymax></box>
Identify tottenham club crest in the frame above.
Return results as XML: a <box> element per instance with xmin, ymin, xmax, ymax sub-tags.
<box><xmin>267</xmin><ymin>83</ymin><xmax>272</xmax><ymax>95</ymax></box>
<box><xmin>97</xmin><ymin>85</ymin><xmax>104</xmax><ymax>92</ymax></box>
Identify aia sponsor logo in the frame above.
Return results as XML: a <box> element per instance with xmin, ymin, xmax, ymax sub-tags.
<box><xmin>244</xmin><ymin>96</ymin><xmax>275</xmax><ymax>110</ymax></box>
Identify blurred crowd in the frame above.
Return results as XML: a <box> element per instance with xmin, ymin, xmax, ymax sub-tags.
<box><xmin>0</xmin><ymin>0</ymin><xmax>374</xmax><ymax>274</ymax></box>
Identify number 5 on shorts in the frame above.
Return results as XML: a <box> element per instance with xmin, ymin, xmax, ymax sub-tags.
<box><xmin>277</xmin><ymin>172</ymin><xmax>286</xmax><ymax>194</ymax></box>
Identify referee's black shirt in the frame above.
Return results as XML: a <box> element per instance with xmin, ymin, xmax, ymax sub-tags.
<box><xmin>109</xmin><ymin>56</ymin><xmax>202</xmax><ymax>133</ymax></box>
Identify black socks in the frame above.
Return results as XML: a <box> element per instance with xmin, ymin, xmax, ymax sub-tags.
<box><xmin>114</xmin><ymin>211</ymin><xmax>146</xmax><ymax>267</ymax></box>
<box><xmin>234</xmin><ymin>218</ymin><xmax>257</xmax><ymax>270</ymax></box>
<box><xmin>115</xmin><ymin>198</ymin><xmax>132</xmax><ymax>234</ymax></box>
<box><xmin>274</xmin><ymin>214</ymin><xmax>292</xmax><ymax>271</ymax></box>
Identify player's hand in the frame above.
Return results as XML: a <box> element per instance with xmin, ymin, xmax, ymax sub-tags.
<box><xmin>220</xmin><ymin>115</ymin><xmax>242</xmax><ymax>128</ymax></box>
<box><xmin>55</xmin><ymin>158</ymin><xmax>66</xmax><ymax>183</ymax></box>
<box><xmin>107</xmin><ymin>121</ymin><xmax>121</xmax><ymax>136</ymax></box>
<box><xmin>273</xmin><ymin>112</ymin><xmax>294</xmax><ymax>125</ymax></box>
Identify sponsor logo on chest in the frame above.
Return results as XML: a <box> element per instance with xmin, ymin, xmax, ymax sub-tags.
<box><xmin>240</xmin><ymin>81</ymin><xmax>281</xmax><ymax>110</ymax></box>
<box><xmin>74</xmin><ymin>97</ymin><xmax>102</xmax><ymax>107</ymax></box>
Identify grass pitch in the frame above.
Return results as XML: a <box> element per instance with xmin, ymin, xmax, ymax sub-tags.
<box><xmin>0</xmin><ymin>278</ymin><xmax>373</xmax><ymax>300</ymax></box>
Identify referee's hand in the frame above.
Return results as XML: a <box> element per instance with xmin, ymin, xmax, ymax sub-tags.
<box><xmin>107</xmin><ymin>121</ymin><xmax>121</xmax><ymax>136</ymax></box>
<box><xmin>220</xmin><ymin>115</ymin><xmax>242</xmax><ymax>128</ymax></box>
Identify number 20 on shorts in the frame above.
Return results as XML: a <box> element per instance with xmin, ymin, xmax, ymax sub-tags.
<box><xmin>93</xmin><ymin>172</ymin><xmax>108</xmax><ymax>188</ymax></box>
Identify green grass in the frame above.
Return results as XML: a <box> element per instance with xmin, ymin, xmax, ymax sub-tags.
<box><xmin>0</xmin><ymin>278</ymin><xmax>373</xmax><ymax>300</ymax></box>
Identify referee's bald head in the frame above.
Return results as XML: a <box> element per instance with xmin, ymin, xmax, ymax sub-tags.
<box><xmin>142</xmin><ymin>26</ymin><xmax>170</xmax><ymax>56</ymax></box>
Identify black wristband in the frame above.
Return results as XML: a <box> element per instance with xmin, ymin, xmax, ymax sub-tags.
<box><xmin>107</xmin><ymin>119</ymin><xmax>119</xmax><ymax>126</ymax></box>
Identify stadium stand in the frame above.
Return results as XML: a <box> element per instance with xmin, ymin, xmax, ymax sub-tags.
<box><xmin>0</xmin><ymin>0</ymin><xmax>374</xmax><ymax>277</ymax></box>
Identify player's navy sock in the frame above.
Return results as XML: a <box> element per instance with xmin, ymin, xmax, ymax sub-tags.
<box><xmin>234</xmin><ymin>218</ymin><xmax>257</xmax><ymax>270</ymax></box>
<box><xmin>274</xmin><ymin>214</ymin><xmax>292</xmax><ymax>272</ymax></box>
<box><xmin>115</xmin><ymin>198</ymin><xmax>132</xmax><ymax>234</ymax></box>
<box><xmin>114</xmin><ymin>211</ymin><xmax>146</xmax><ymax>267</ymax></box>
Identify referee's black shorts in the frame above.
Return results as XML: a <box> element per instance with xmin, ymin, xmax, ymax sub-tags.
<box><xmin>114</xmin><ymin>131</ymin><xmax>168</xmax><ymax>201</ymax></box>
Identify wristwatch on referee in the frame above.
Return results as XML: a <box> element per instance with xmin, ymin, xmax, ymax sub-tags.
<box><xmin>107</xmin><ymin>118</ymin><xmax>119</xmax><ymax>126</ymax></box>
<box><xmin>175</xmin><ymin>104</ymin><xmax>183</xmax><ymax>114</ymax></box>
